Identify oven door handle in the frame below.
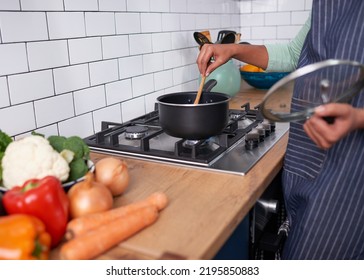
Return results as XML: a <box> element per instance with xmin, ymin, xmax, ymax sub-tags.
<box><xmin>256</xmin><ymin>198</ymin><xmax>279</xmax><ymax>214</ymax></box>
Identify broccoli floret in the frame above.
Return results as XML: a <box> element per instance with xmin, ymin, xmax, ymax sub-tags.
<box><xmin>46</xmin><ymin>134</ymin><xmax>90</xmax><ymax>182</ymax></box>
<box><xmin>63</xmin><ymin>136</ymin><xmax>88</xmax><ymax>159</ymax></box>
<box><xmin>83</xmin><ymin>143</ymin><xmax>90</xmax><ymax>160</ymax></box>
<box><xmin>0</xmin><ymin>130</ymin><xmax>12</xmax><ymax>153</ymax></box>
<box><xmin>68</xmin><ymin>158</ymin><xmax>88</xmax><ymax>181</ymax></box>
<box><xmin>48</xmin><ymin>135</ymin><xmax>67</xmax><ymax>153</ymax></box>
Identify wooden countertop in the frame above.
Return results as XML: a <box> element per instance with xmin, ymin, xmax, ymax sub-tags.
<box><xmin>52</xmin><ymin>83</ymin><xmax>289</xmax><ymax>260</ymax></box>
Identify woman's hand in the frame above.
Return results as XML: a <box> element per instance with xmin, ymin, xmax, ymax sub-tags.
<box><xmin>304</xmin><ymin>103</ymin><xmax>364</xmax><ymax>149</ymax></box>
<box><xmin>196</xmin><ymin>43</ymin><xmax>268</xmax><ymax>77</ymax></box>
<box><xmin>196</xmin><ymin>44</ymin><xmax>235</xmax><ymax>76</ymax></box>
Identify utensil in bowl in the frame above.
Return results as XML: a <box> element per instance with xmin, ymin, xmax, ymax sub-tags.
<box><xmin>219</xmin><ymin>32</ymin><xmax>236</xmax><ymax>44</ymax></box>
<box><xmin>216</xmin><ymin>30</ymin><xmax>236</xmax><ymax>43</ymax></box>
<box><xmin>194</xmin><ymin>32</ymin><xmax>212</xmax><ymax>47</ymax></box>
<box><xmin>194</xmin><ymin>75</ymin><xmax>207</xmax><ymax>104</ymax></box>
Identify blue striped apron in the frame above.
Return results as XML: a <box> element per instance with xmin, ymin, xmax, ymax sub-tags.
<box><xmin>282</xmin><ymin>0</ymin><xmax>364</xmax><ymax>259</ymax></box>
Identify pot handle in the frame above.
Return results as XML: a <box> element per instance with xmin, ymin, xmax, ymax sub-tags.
<box><xmin>203</xmin><ymin>79</ymin><xmax>217</xmax><ymax>92</ymax></box>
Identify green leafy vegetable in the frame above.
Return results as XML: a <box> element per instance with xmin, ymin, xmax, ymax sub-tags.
<box><xmin>64</xmin><ymin>136</ymin><xmax>88</xmax><ymax>160</ymax></box>
<box><xmin>68</xmin><ymin>158</ymin><xmax>88</xmax><ymax>182</ymax></box>
<box><xmin>48</xmin><ymin>135</ymin><xmax>67</xmax><ymax>153</ymax></box>
<box><xmin>0</xmin><ymin>130</ymin><xmax>12</xmax><ymax>153</ymax></box>
<box><xmin>47</xmin><ymin>135</ymin><xmax>90</xmax><ymax>182</ymax></box>
<box><xmin>48</xmin><ymin>135</ymin><xmax>89</xmax><ymax>160</ymax></box>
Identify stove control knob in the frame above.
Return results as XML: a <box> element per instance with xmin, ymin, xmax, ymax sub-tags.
<box><xmin>261</xmin><ymin>122</ymin><xmax>271</xmax><ymax>137</ymax></box>
<box><xmin>245</xmin><ymin>131</ymin><xmax>259</xmax><ymax>150</ymax></box>
<box><xmin>263</xmin><ymin>120</ymin><xmax>276</xmax><ymax>132</ymax></box>
<box><xmin>255</xmin><ymin>125</ymin><xmax>266</xmax><ymax>142</ymax></box>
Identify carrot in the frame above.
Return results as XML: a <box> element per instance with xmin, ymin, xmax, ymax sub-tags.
<box><xmin>60</xmin><ymin>205</ymin><xmax>158</xmax><ymax>260</ymax></box>
<box><xmin>65</xmin><ymin>191</ymin><xmax>168</xmax><ymax>240</ymax></box>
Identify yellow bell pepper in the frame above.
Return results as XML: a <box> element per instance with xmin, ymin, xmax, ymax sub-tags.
<box><xmin>0</xmin><ymin>214</ymin><xmax>51</xmax><ymax>260</ymax></box>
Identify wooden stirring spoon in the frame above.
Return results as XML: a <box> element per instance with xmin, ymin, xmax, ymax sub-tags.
<box><xmin>194</xmin><ymin>75</ymin><xmax>206</xmax><ymax>105</ymax></box>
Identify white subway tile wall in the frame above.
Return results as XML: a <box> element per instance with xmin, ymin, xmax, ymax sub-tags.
<box><xmin>68</xmin><ymin>37</ymin><xmax>103</xmax><ymax>64</ymax></box>
<box><xmin>64</xmin><ymin>0</ymin><xmax>99</xmax><ymax>11</ymax></box>
<box><xmin>0</xmin><ymin>1</ymin><xmax>20</xmax><ymax>10</ymax></box>
<box><xmin>118</xmin><ymin>56</ymin><xmax>143</xmax><ymax>79</ymax></box>
<box><xmin>74</xmin><ymin>86</ymin><xmax>106</xmax><ymax>115</ymax></box>
<box><xmin>53</xmin><ymin>64</ymin><xmax>90</xmax><ymax>94</ymax></box>
<box><xmin>0</xmin><ymin>43</ymin><xmax>28</xmax><ymax>76</ymax></box>
<box><xmin>98</xmin><ymin>0</ymin><xmax>126</xmax><ymax>12</ymax></box>
<box><xmin>21</xmin><ymin>0</ymin><xmax>64</xmax><ymax>11</ymax></box>
<box><xmin>89</xmin><ymin>59</ymin><xmax>119</xmax><ymax>86</ymax></box>
<box><xmin>0</xmin><ymin>77</ymin><xmax>10</xmax><ymax>108</ymax></box>
<box><xmin>8</xmin><ymin>70</ymin><xmax>54</xmax><ymax>105</ymax></box>
<box><xmin>0</xmin><ymin>12</ymin><xmax>48</xmax><ymax>42</ymax></box>
<box><xmin>27</xmin><ymin>40</ymin><xmax>69</xmax><ymax>71</ymax></box>
<box><xmin>240</xmin><ymin>0</ymin><xmax>312</xmax><ymax>44</ymax></box>
<box><xmin>47</xmin><ymin>12</ymin><xmax>86</xmax><ymax>40</ymax></box>
<box><xmin>0</xmin><ymin>0</ymin><xmax>311</xmax><ymax>138</ymax></box>
<box><xmin>105</xmin><ymin>79</ymin><xmax>132</xmax><ymax>106</ymax></box>
<box><xmin>34</xmin><ymin>94</ymin><xmax>75</xmax><ymax>127</ymax></box>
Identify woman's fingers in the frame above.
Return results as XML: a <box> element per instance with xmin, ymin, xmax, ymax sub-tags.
<box><xmin>304</xmin><ymin>104</ymin><xmax>357</xmax><ymax>149</ymax></box>
<box><xmin>196</xmin><ymin>44</ymin><xmax>213</xmax><ymax>75</ymax></box>
<box><xmin>304</xmin><ymin>117</ymin><xmax>332</xmax><ymax>149</ymax></box>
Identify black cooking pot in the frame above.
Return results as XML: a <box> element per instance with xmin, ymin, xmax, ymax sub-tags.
<box><xmin>157</xmin><ymin>80</ymin><xmax>231</xmax><ymax>140</ymax></box>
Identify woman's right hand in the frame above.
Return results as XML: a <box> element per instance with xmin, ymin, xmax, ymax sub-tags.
<box><xmin>196</xmin><ymin>44</ymin><xmax>235</xmax><ymax>76</ymax></box>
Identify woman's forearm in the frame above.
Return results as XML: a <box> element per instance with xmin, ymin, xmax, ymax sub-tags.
<box><xmin>230</xmin><ymin>44</ymin><xmax>269</xmax><ymax>69</ymax></box>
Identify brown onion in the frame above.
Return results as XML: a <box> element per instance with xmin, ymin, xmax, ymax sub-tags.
<box><xmin>68</xmin><ymin>172</ymin><xmax>113</xmax><ymax>218</ymax></box>
<box><xmin>94</xmin><ymin>157</ymin><xmax>130</xmax><ymax>196</ymax></box>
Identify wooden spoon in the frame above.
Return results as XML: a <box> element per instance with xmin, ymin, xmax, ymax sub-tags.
<box><xmin>194</xmin><ymin>75</ymin><xmax>206</xmax><ymax>105</ymax></box>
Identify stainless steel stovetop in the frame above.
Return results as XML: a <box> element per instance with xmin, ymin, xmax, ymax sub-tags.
<box><xmin>84</xmin><ymin>103</ymin><xmax>289</xmax><ymax>176</ymax></box>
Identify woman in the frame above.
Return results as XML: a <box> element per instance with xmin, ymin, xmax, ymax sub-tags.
<box><xmin>197</xmin><ymin>0</ymin><xmax>364</xmax><ymax>259</ymax></box>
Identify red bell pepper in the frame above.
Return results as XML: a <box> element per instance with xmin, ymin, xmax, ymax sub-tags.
<box><xmin>3</xmin><ymin>176</ymin><xmax>69</xmax><ymax>248</ymax></box>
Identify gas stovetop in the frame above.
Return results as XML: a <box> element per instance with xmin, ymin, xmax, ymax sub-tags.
<box><xmin>84</xmin><ymin>103</ymin><xmax>289</xmax><ymax>175</ymax></box>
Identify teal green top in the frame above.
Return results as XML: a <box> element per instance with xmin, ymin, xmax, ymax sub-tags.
<box><xmin>265</xmin><ymin>14</ymin><xmax>311</xmax><ymax>72</ymax></box>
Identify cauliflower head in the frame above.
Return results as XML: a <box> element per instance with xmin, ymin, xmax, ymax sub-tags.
<box><xmin>2</xmin><ymin>135</ymin><xmax>70</xmax><ymax>189</ymax></box>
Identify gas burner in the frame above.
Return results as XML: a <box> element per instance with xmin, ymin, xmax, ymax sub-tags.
<box><xmin>230</xmin><ymin>112</ymin><xmax>245</xmax><ymax>121</ymax></box>
<box><xmin>182</xmin><ymin>139</ymin><xmax>201</xmax><ymax>147</ymax></box>
<box><xmin>125</xmin><ymin>126</ymin><xmax>148</xmax><ymax>140</ymax></box>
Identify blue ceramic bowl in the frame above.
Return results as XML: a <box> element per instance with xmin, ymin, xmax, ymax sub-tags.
<box><xmin>240</xmin><ymin>71</ymin><xmax>289</xmax><ymax>89</ymax></box>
